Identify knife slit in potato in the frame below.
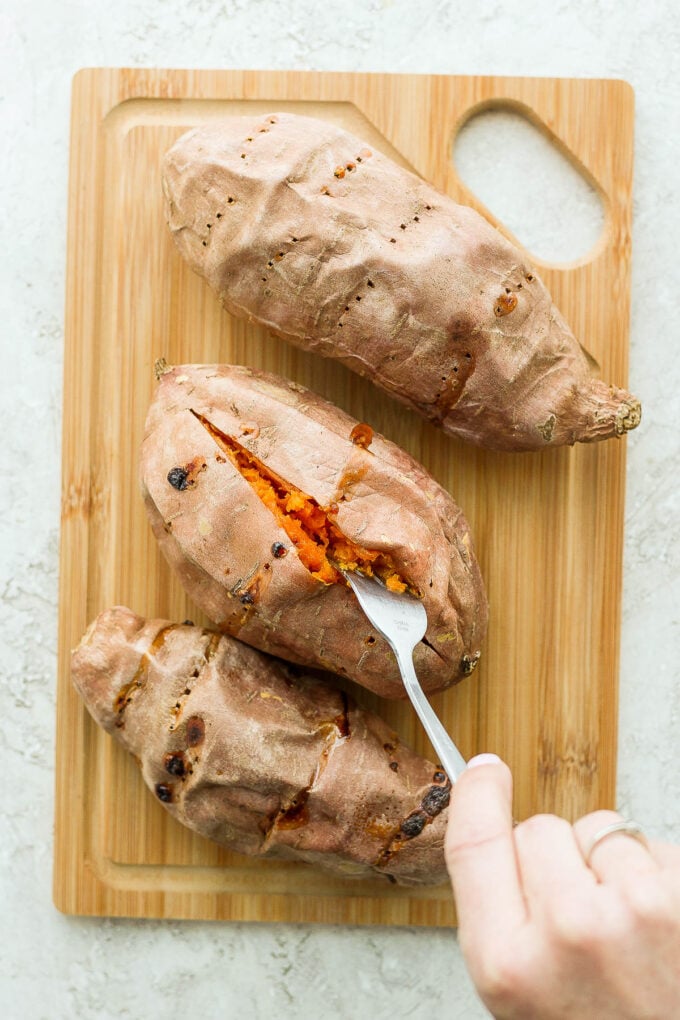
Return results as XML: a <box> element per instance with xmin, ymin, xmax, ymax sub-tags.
<box><xmin>112</xmin><ymin>622</ymin><xmax>179</xmax><ymax>725</ymax></box>
<box><xmin>190</xmin><ymin>408</ymin><xmax>411</xmax><ymax>593</ymax></box>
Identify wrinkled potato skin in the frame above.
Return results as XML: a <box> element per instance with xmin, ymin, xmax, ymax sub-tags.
<box><xmin>72</xmin><ymin>607</ymin><xmax>451</xmax><ymax>886</ymax></box>
<box><xmin>140</xmin><ymin>364</ymin><xmax>487</xmax><ymax>699</ymax></box>
<box><xmin>162</xmin><ymin>112</ymin><xmax>640</xmax><ymax>452</ymax></box>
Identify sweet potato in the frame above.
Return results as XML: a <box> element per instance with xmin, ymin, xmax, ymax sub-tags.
<box><xmin>140</xmin><ymin>364</ymin><xmax>487</xmax><ymax>699</ymax></box>
<box><xmin>72</xmin><ymin>606</ymin><xmax>451</xmax><ymax>886</ymax></box>
<box><xmin>161</xmin><ymin>111</ymin><xmax>640</xmax><ymax>452</ymax></box>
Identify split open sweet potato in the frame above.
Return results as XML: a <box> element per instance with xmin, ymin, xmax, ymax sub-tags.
<box><xmin>140</xmin><ymin>364</ymin><xmax>487</xmax><ymax>699</ymax></box>
<box><xmin>162</xmin><ymin>111</ymin><xmax>640</xmax><ymax>452</ymax></box>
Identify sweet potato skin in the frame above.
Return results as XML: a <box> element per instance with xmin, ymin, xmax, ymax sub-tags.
<box><xmin>71</xmin><ymin>607</ymin><xmax>451</xmax><ymax>886</ymax></box>
<box><xmin>162</xmin><ymin>112</ymin><xmax>640</xmax><ymax>452</ymax></box>
<box><xmin>140</xmin><ymin>364</ymin><xmax>487</xmax><ymax>699</ymax></box>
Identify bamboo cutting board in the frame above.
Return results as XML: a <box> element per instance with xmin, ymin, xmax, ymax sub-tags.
<box><xmin>54</xmin><ymin>67</ymin><xmax>635</xmax><ymax>926</ymax></box>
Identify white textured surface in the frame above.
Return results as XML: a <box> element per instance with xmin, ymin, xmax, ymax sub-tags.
<box><xmin>1</xmin><ymin>2</ymin><xmax>679</xmax><ymax>1018</ymax></box>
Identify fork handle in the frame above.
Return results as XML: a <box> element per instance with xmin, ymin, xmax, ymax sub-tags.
<box><xmin>393</xmin><ymin>647</ymin><xmax>468</xmax><ymax>783</ymax></box>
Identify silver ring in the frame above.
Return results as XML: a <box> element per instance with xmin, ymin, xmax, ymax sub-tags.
<box><xmin>584</xmin><ymin>820</ymin><xmax>648</xmax><ymax>866</ymax></box>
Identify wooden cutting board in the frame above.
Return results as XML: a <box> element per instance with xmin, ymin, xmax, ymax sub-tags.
<box><xmin>54</xmin><ymin>67</ymin><xmax>635</xmax><ymax>926</ymax></box>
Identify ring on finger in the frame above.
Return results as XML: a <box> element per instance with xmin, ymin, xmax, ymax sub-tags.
<box><xmin>583</xmin><ymin>820</ymin><xmax>648</xmax><ymax>867</ymax></box>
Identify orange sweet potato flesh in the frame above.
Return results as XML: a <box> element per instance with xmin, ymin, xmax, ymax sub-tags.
<box><xmin>72</xmin><ymin>607</ymin><xmax>451</xmax><ymax>886</ymax></box>
<box><xmin>162</xmin><ymin>112</ymin><xmax>640</xmax><ymax>452</ymax></box>
<box><xmin>192</xmin><ymin>410</ymin><xmax>409</xmax><ymax>592</ymax></box>
<box><xmin>140</xmin><ymin>364</ymin><xmax>487</xmax><ymax>699</ymax></box>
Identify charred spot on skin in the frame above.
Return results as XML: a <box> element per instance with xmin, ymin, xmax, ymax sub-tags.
<box><xmin>461</xmin><ymin>651</ymin><xmax>481</xmax><ymax>676</ymax></box>
<box><xmin>364</xmin><ymin>634</ymin><xmax>376</xmax><ymax>646</ymax></box>
<box><xmin>164</xmin><ymin>751</ymin><xmax>187</xmax><ymax>778</ymax></box>
<box><xmin>167</xmin><ymin>457</ymin><xmax>207</xmax><ymax>491</ymax></box>
<box><xmin>271</xmin><ymin>541</ymin><xmax>288</xmax><ymax>558</ymax></box>
<box><xmin>155</xmin><ymin>783</ymin><xmax>174</xmax><ymax>803</ymax></box>
<box><xmin>400</xmin><ymin>812</ymin><xmax>427</xmax><ymax>839</ymax></box>
<box><xmin>167</xmin><ymin>467</ymin><xmax>188</xmax><ymax>490</ymax></box>
<box><xmin>349</xmin><ymin>422</ymin><xmax>373</xmax><ymax>450</ymax></box>
<box><xmin>186</xmin><ymin>715</ymin><xmax>205</xmax><ymax>747</ymax></box>
<box><xmin>421</xmin><ymin>784</ymin><xmax>451</xmax><ymax>816</ymax></box>
<box><xmin>240</xmin><ymin>592</ymin><xmax>255</xmax><ymax>606</ymax></box>
<box><xmin>494</xmin><ymin>292</ymin><xmax>519</xmax><ymax>317</ymax></box>
<box><xmin>383</xmin><ymin>741</ymin><xmax>396</xmax><ymax>753</ymax></box>
<box><xmin>389</xmin><ymin>761</ymin><xmax>399</xmax><ymax>772</ymax></box>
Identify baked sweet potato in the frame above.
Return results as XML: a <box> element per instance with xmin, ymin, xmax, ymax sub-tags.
<box><xmin>72</xmin><ymin>606</ymin><xmax>451</xmax><ymax>886</ymax></box>
<box><xmin>161</xmin><ymin>111</ymin><xmax>640</xmax><ymax>452</ymax></box>
<box><xmin>140</xmin><ymin>363</ymin><xmax>487</xmax><ymax>699</ymax></box>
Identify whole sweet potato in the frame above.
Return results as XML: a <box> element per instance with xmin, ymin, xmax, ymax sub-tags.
<box><xmin>72</xmin><ymin>606</ymin><xmax>451</xmax><ymax>886</ymax></box>
<box><xmin>140</xmin><ymin>363</ymin><xmax>487</xmax><ymax>699</ymax></box>
<box><xmin>162</xmin><ymin>111</ymin><xmax>640</xmax><ymax>452</ymax></box>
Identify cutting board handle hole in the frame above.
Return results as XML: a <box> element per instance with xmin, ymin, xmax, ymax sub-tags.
<box><xmin>452</xmin><ymin>105</ymin><xmax>606</xmax><ymax>266</ymax></box>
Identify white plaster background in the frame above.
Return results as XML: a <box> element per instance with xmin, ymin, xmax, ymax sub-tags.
<box><xmin>1</xmin><ymin>2</ymin><xmax>678</xmax><ymax>1018</ymax></box>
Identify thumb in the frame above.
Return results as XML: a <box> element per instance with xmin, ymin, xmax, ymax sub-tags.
<box><xmin>446</xmin><ymin>754</ymin><xmax>513</xmax><ymax>869</ymax></box>
<box><xmin>446</xmin><ymin>753</ymin><xmax>525</xmax><ymax>934</ymax></box>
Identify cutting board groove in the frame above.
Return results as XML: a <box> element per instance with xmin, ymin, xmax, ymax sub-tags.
<box><xmin>55</xmin><ymin>67</ymin><xmax>635</xmax><ymax>925</ymax></box>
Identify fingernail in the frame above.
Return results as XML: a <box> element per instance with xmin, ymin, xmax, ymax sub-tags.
<box><xmin>466</xmin><ymin>753</ymin><xmax>502</xmax><ymax>769</ymax></box>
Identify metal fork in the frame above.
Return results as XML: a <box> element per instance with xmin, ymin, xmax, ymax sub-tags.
<box><xmin>341</xmin><ymin>569</ymin><xmax>468</xmax><ymax>783</ymax></box>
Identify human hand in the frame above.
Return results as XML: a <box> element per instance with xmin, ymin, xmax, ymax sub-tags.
<box><xmin>445</xmin><ymin>754</ymin><xmax>680</xmax><ymax>1020</ymax></box>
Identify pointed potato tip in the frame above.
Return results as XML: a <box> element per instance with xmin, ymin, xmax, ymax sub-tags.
<box><xmin>154</xmin><ymin>357</ymin><xmax>173</xmax><ymax>380</ymax></box>
<box><xmin>573</xmin><ymin>379</ymin><xmax>642</xmax><ymax>444</ymax></box>
<box><xmin>614</xmin><ymin>395</ymin><xmax>642</xmax><ymax>434</ymax></box>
